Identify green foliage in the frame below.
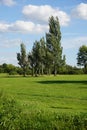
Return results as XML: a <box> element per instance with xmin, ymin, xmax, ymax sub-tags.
<box><xmin>46</xmin><ymin>16</ymin><xmax>65</xmax><ymax>75</ymax></box>
<box><xmin>59</xmin><ymin>65</ymin><xmax>84</xmax><ymax>74</ymax></box>
<box><xmin>0</xmin><ymin>63</ymin><xmax>19</xmax><ymax>75</ymax></box>
<box><xmin>27</xmin><ymin>16</ymin><xmax>66</xmax><ymax>76</ymax></box>
<box><xmin>6</xmin><ymin>64</ymin><xmax>17</xmax><ymax>75</ymax></box>
<box><xmin>32</xmin><ymin>40</ymin><xmax>42</xmax><ymax>76</ymax></box>
<box><xmin>28</xmin><ymin>38</ymin><xmax>46</xmax><ymax>76</ymax></box>
<box><xmin>77</xmin><ymin>45</ymin><xmax>87</xmax><ymax>69</ymax></box>
<box><xmin>17</xmin><ymin>43</ymin><xmax>29</xmax><ymax>76</ymax></box>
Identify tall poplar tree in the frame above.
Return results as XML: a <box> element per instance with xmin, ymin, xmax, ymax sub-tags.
<box><xmin>17</xmin><ymin>43</ymin><xmax>29</xmax><ymax>76</ymax></box>
<box><xmin>46</xmin><ymin>16</ymin><xmax>65</xmax><ymax>75</ymax></box>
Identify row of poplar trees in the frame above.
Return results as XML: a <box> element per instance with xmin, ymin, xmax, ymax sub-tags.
<box><xmin>17</xmin><ymin>16</ymin><xmax>66</xmax><ymax>76</ymax></box>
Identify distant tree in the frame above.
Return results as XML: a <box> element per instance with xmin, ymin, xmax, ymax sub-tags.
<box><xmin>17</xmin><ymin>43</ymin><xmax>29</xmax><ymax>77</ymax></box>
<box><xmin>6</xmin><ymin>64</ymin><xmax>17</xmax><ymax>75</ymax></box>
<box><xmin>77</xmin><ymin>45</ymin><xmax>87</xmax><ymax>71</ymax></box>
<box><xmin>46</xmin><ymin>16</ymin><xmax>65</xmax><ymax>75</ymax></box>
<box><xmin>0</xmin><ymin>65</ymin><xmax>4</xmax><ymax>73</ymax></box>
<box><xmin>2</xmin><ymin>63</ymin><xmax>8</xmax><ymax>73</ymax></box>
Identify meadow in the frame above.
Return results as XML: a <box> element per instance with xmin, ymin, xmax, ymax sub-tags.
<box><xmin>0</xmin><ymin>74</ymin><xmax>87</xmax><ymax>129</ymax></box>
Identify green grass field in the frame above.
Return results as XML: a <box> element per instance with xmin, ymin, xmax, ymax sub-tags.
<box><xmin>0</xmin><ymin>74</ymin><xmax>87</xmax><ymax>114</ymax></box>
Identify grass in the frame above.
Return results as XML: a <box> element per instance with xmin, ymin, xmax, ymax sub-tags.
<box><xmin>0</xmin><ymin>74</ymin><xmax>87</xmax><ymax>129</ymax></box>
<box><xmin>0</xmin><ymin>74</ymin><xmax>87</xmax><ymax>114</ymax></box>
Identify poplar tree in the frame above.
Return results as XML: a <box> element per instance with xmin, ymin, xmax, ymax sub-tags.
<box><xmin>46</xmin><ymin>16</ymin><xmax>65</xmax><ymax>75</ymax></box>
<box><xmin>31</xmin><ymin>41</ymin><xmax>41</xmax><ymax>76</ymax></box>
<box><xmin>17</xmin><ymin>43</ymin><xmax>29</xmax><ymax>76</ymax></box>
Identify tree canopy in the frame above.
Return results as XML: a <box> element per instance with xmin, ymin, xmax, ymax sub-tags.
<box><xmin>16</xmin><ymin>16</ymin><xmax>66</xmax><ymax>76</ymax></box>
<box><xmin>77</xmin><ymin>45</ymin><xmax>87</xmax><ymax>69</ymax></box>
<box><xmin>46</xmin><ymin>16</ymin><xmax>65</xmax><ymax>75</ymax></box>
<box><xmin>17</xmin><ymin>43</ymin><xmax>29</xmax><ymax>76</ymax></box>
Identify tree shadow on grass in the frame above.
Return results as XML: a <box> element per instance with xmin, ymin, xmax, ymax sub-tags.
<box><xmin>37</xmin><ymin>80</ymin><xmax>87</xmax><ymax>85</ymax></box>
<box><xmin>37</xmin><ymin>80</ymin><xmax>87</xmax><ymax>89</ymax></box>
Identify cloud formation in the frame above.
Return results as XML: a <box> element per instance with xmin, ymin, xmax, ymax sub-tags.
<box><xmin>0</xmin><ymin>0</ymin><xmax>16</xmax><ymax>6</ymax></box>
<box><xmin>72</xmin><ymin>3</ymin><xmax>87</xmax><ymax>20</ymax></box>
<box><xmin>0</xmin><ymin>21</ymin><xmax>48</xmax><ymax>34</ymax></box>
<box><xmin>22</xmin><ymin>5</ymin><xmax>70</xmax><ymax>26</ymax></box>
<box><xmin>0</xmin><ymin>38</ymin><xmax>21</xmax><ymax>48</ymax></box>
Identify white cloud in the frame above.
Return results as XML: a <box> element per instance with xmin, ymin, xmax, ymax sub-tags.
<box><xmin>22</xmin><ymin>5</ymin><xmax>70</xmax><ymax>26</ymax></box>
<box><xmin>0</xmin><ymin>38</ymin><xmax>21</xmax><ymax>48</ymax></box>
<box><xmin>0</xmin><ymin>56</ymin><xmax>17</xmax><ymax>65</ymax></box>
<box><xmin>0</xmin><ymin>37</ymin><xmax>22</xmax><ymax>65</ymax></box>
<box><xmin>0</xmin><ymin>0</ymin><xmax>16</xmax><ymax>6</ymax></box>
<box><xmin>72</xmin><ymin>3</ymin><xmax>87</xmax><ymax>20</ymax></box>
<box><xmin>62</xmin><ymin>36</ymin><xmax>87</xmax><ymax>49</ymax></box>
<box><xmin>0</xmin><ymin>20</ymin><xmax>48</xmax><ymax>34</ymax></box>
<box><xmin>0</xmin><ymin>23</ymin><xmax>9</xmax><ymax>32</ymax></box>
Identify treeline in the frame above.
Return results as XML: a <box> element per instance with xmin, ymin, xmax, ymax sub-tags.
<box><xmin>0</xmin><ymin>63</ymin><xmax>84</xmax><ymax>75</ymax></box>
<box><xmin>0</xmin><ymin>63</ymin><xmax>25</xmax><ymax>75</ymax></box>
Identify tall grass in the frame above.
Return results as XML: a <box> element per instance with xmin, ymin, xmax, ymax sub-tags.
<box><xmin>0</xmin><ymin>91</ymin><xmax>87</xmax><ymax>130</ymax></box>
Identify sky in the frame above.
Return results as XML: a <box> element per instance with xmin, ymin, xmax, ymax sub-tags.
<box><xmin>0</xmin><ymin>0</ymin><xmax>87</xmax><ymax>66</ymax></box>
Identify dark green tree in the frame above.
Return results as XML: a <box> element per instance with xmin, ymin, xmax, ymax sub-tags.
<box><xmin>6</xmin><ymin>64</ymin><xmax>17</xmax><ymax>75</ymax></box>
<box><xmin>28</xmin><ymin>38</ymin><xmax>46</xmax><ymax>76</ymax></box>
<box><xmin>46</xmin><ymin>16</ymin><xmax>65</xmax><ymax>75</ymax></box>
<box><xmin>17</xmin><ymin>43</ymin><xmax>29</xmax><ymax>77</ymax></box>
<box><xmin>30</xmin><ymin>41</ymin><xmax>41</xmax><ymax>76</ymax></box>
<box><xmin>2</xmin><ymin>63</ymin><xmax>8</xmax><ymax>73</ymax></box>
<box><xmin>77</xmin><ymin>45</ymin><xmax>87</xmax><ymax>72</ymax></box>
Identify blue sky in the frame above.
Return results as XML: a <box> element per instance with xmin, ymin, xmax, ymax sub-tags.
<box><xmin>0</xmin><ymin>0</ymin><xmax>87</xmax><ymax>66</ymax></box>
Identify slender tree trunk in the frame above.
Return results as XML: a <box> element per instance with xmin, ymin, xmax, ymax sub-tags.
<box><xmin>54</xmin><ymin>65</ymin><xmax>57</xmax><ymax>76</ymax></box>
<box><xmin>38</xmin><ymin>68</ymin><xmax>40</xmax><ymax>75</ymax></box>
<box><xmin>48</xmin><ymin>68</ymin><xmax>51</xmax><ymax>75</ymax></box>
<box><xmin>23</xmin><ymin>68</ymin><xmax>26</xmax><ymax>77</ymax></box>
<box><xmin>32</xmin><ymin>66</ymin><xmax>34</xmax><ymax>76</ymax></box>
<box><xmin>35</xmin><ymin>68</ymin><xmax>38</xmax><ymax>77</ymax></box>
<box><xmin>41</xmin><ymin>63</ymin><xmax>44</xmax><ymax>75</ymax></box>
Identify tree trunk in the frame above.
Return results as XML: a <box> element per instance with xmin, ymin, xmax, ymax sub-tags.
<box><xmin>41</xmin><ymin>63</ymin><xmax>44</xmax><ymax>75</ymax></box>
<box><xmin>32</xmin><ymin>67</ymin><xmax>34</xmax><ymax>76</ymax></box>
<box><xmin>54</xmin><ymin>65</ymin><xmax>57</xmax><ymax>76</ymax></box>
<box><xmin>23</xmin><ymin>67</ymin><xmax>26</xmax><ymax>77</ymax></box>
